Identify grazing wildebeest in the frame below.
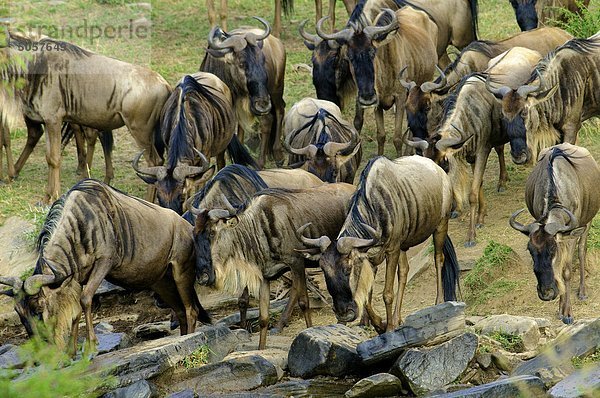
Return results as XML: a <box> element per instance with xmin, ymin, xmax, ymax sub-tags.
<box><xmin>200</xmin><ymin>17</ymin><xmax>286</xmax><ymax>169</ymax></box>
<box><xmin>0</xmin><ymin>179</ymin><xmax>210</xmax><ymax>353</ymax></box>
<box><xmin>190</xmin><ymin>184</ymin><xmax>355</xmax><ymax>349</ymax></box>
<box><xmin>487</xmin><ymin>34</ymin><xmax>600</xmax><ymax>165</ymax></box>
<box><xmin>509</xmin><ymin>144</ymin><xmax>600</xmax><ymax>323</ymax></box>
<box><xmin>1</xmin><ymin>32</ymin><xmax>171</xmax><ymax>201</ymax></box>
<box><xmin>132</xmin><ymin>72</ymin><xmax>254</xmax><ymax>215</ymax></box>
<box><xmin>402</xmin><ymin>27</ymin><xmax>572</xmax><ymax>142</ymax></box>
<box><xmin>181</xmin><ymin>164</ymin><xmax>322</xmax><ymax>329</ymax></box>
<box><xmin>283</xmin><ymin>98</ymin><xmax>361</xmax><ymax>183</ymax></box>
<box><xmin>316</xmin><ymin>7</ymin><xmax>438</xmax><ymax>155</ymax></box>
<box><xmin>407</xmin><ymin>47</ymin><xmax>543</xmax><ymax>247</ymax></box>
<box><xmin>61</xmin><ymin>124</ymin><xmax>114</xmax><ymax>184</ymax></box>
<box><xmin>298</xmin><ymin>156</ymin><xmax>459</xmax><ymax>331</ymax></box>
<box><xmin>509</xmin><ymin>0</ymin><xmax>590</xmax><ymax>31</ymax></box>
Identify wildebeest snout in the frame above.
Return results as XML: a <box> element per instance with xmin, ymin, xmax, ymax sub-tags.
<box><xmin>251</xmin><ymin>97</ymin><xmax>272</xmax><ymax>115</ymax></box>
<box><xmin>537</xmin><ymin>284</ymin><xmax>558</xmax><ymax>301</ymax></box>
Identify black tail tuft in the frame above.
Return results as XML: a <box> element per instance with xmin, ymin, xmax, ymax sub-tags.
<box><xmin>153</xmin><ymin>121</ymin><xmax>166</xmax><ymax>162</ymax></box>
<box><xmin>99</xmin><ymin>130</ymin><xmax>114</xmax><ymax>154</ymax></box>
<box><xmin>61</xmin><ymin>123</ymin><xmax>74</xmax><ymax>150</ymax></box>
<box><xmin>227</xmin><ymin>134</ymin><xmax>259</xmax><ymax>169</ymax></box>
<box><xmin>469</xmin><ymin>0</ymin><xmax>479</xmax><ymax>41</ymax></box>
<box><xmin>195</xmin><ymin>294</ymin><xmax>212</xmax><ymax>324</ymax></box>
<box><xmin>442</xmin><ymin>235</ymin><xmax>460</xmax><ymax>301</ymax></box>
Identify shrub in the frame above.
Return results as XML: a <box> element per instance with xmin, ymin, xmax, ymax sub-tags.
<box><xmin>550</xmin><ymin>0</ymin><xmax>600</xmax><ymax>38</ymax></box>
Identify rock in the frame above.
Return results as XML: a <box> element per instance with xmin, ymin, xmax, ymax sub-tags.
<box><xmin>0</xmin><ymin>311</ymin><xmax>21</xmax><ymax>328</ymax></box>
<box><xmin>95</xmin><ymin>322</ymin><xmax>114</xmax><ymax>334</ymax></box>
<box><xmin>103</xmin><ymin>380</ymin><xmax>157</xmax><ymax>398</ymax></box>
<box><xmin>475</xmin><ymin>353</ymin><xmax>492</xmax><ymax>370</ymax></box>
<box><xmin>0</xmin><ymin>217</ymin><xmax>36</xmax><ymax>280</ymax></box>
<box><xmin>492</xmin><ymin>351</ymin><xmax>515</xmax><ymax>372</ymax></box>
<box><xmin>512</xmin><ymin>317</ymin><xmax>600</xmax><ymax>387</ymax></box>
<box><xmin>0</xmin><ymin>344</ymin><xmax>24</xmax><ymax>369</ymax></box>
<box><xmin>466</xmin><ymin>316</ymin><xmax>485</xmax><ymax>326</ymax></box>
<box><xmin>357</xmin><ymin>301</ymin><xmax>466</xmax><ymax>366</ymax></box>
<box><xmin>133</xmin><ymin>321</ymin><xmax>172</xmax><ymax>340</ymax></box>
<box><xmin>475</xmin><ymin>314</ymin><xmax>540</xmax><ymax>352</ymax></box>
<box><xmin>258</xmin><ymin>378</ymin><xmax>356</xmax><ymax>397</ymax></box>
<box><xmin>167</xmin><ymin>390</ymin><xmax>196</xmax><ymax>398</ymax></box>
<box><xmin>215</xmin><ymin>299</ymin><xmax>288</xmax><ymax>328</ymax></box>
<box><xmin>391</xmin><ymin>333</ymin><xmax>478</xmax><ymax>395</ymax></box>
<box><xmin>225</xmin><ymin>348</ymin><xmax>288</xmax><ymax>371</ymax></box>
<box><xmin>345</xmin><ymin>373</ymin><xmax>403</xmax><ymax>398</ymax></box>
<box><xmin>171</xmin><ymin>352</ymin><xmax>280</xmax><ymax>393</ymax></box>
<box><xmin>97</xmin><ymin>333</ymin><xmax>130</xmax><ymax>354</ymax></box>
<box><xmin>548</xmin><ymin>363</ymin><xmax>600</xmax><ymax>397</ymax></box>
<box><xmin>288</xmin><ymin>324</ymin><xmax>367</xmax><ymax>378</ymax></box>
<box><xmin>236</xmin><ymin>334</ymin><xmax>293</xmax><ymax>352</ymax></box>
<box><xmin>88</xmin><ymin>325</ymin><xmax>246</xmax><ymax>390</ymax></box>
<box><xmin>429</xmin><ymin>375</ymin><xmax>547</xmax><ymax>397</ymax></box>
<box><xmin>95</xmin><ymin>280</ymin><xmax>125</xmax><ymax>297</ymax></box>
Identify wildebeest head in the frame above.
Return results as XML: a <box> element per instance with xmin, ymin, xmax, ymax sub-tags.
<box><xmin>190</xmin><ymin>195</ymin><xmax>238</xmax><ymax>286</ymax></box>
<box><xmin>509</xmin><ymin>208</ymin><xmax>585</xmax><ymax>302</ymax></box>
<box><xmin>207</xmin><ymin>17</ymin><xmax>273</xmax><ymax>116</ymax></box>
<box><xmin>401</xmin><ymin>66</ymin><xmax>449</xmax><ymax>141</ymax></box>
<box><xmin>300</xmin><ymin>20</ymin><xmax>346</xmax><ymax>106</ymax></box>
<box><xmin>284</xmin><ymin>109</ymin><xmax>361</xmax><ymax>183</ymax></box>
<box><xmin>316</xmin><ymin>9</ymin><xmax>399</xmax><ymax>108</ymax></box>
<box><xmin>486</xmin><ymin>74</ymin><xmax>559</xmax><ymax>165</ymax></box>
<box><xmin>1</xmin><ymin>260</ymin><xmax>81</xmax><ymax>350</ymax></box>
<box><xmin>296</xmin><ymin>223</ymin><xmax>379</xmax><ymax>323</ymax></box>
<box><xmin>509</xmin><ymin>0</ymin><xmax>538</xmax><ymax>31</ymax></box>
<box><xmin>133</xmin><ymin>150</ymin><xmax>214</xmax><ymax>214</ymax></box>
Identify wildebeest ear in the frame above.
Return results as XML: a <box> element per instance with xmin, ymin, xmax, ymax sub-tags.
<box><xmin>529</xmin><ymin>83</ymin><xmax>559</xmax><ymax>104</ymax></box>
<box><xmin>294</xmin><ymin>248</ymin><xmax>322</xmax><ymax>261</ymax></box>
<box><xmin>225</xmin><ymin>216</ymin><xmax>239</xmax><ymax>228</ymax></box>
<box><xmin>303</xmin><ymin>41</ymin><xmax>316</xmax><ymax>51</ymax></box>
<box><xmin>136</xmin><ymin>173</ymin><xmax>158</xmax><ymax>185</ymax></box>
<box><xmin>568</xmin><ymin>226</ymin><xmax>586</xmax><ymax>238</ymax></box>
<box><xmin>189</xmin><ymin>165</ymin><xmax>215</xmax><ymax>184</ymax></box>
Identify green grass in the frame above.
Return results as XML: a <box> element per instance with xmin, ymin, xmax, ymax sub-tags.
<box><xmin>178</xmin><ymin>345</ymin><xmax>212</xmax><ymax>369</ymax></box>
<box><xmin>571</xmin><ymin>348</ymin><xmax>600</xmax><ymax>369</ymax></box>
<box><xmin>488</xmin><ymin>330</ymin><xmax>525</xmax><ymax>353</ymax></box>
<box><xmin>550</xmin><ymin>0</ymin><xmax>600</xmax><ymax>37</ymax></box>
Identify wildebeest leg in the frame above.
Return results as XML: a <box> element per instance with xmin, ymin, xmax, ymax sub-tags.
<box><xmin>316</xmin><ymin>0</ymin><xmax>323</xmax><ymax>24</ymax></box>
<box><xmin>217</xmin><ymin>152</ymin><xmax>226</xmax><ymax>170</ymax></box>
<box><xmin>14</xmin><ymin>117</ymin><xmax>44</xmax><ymax>175</ymax></box>
<box><xmin>80</xmin><ymin>262</ymin><xmax>115</xmax><ymax>353</ymax></box>
<box><xmin>559</xmin><ymin>244</ymin><xmax>575</xmax><ymax>324</ymax></box>
<box><xmin>495</xmin><ymin>145</ymin><xmax>509</xmax><ymax>192</ymax></box>
<box><xmin>353</xmin><ymin>103</ymin><xmax>364</xmax><ymax>133</ymax></box>
<box><xmin>392</xmin><ymin>250</ymin><xmax>409</xmax><ymax>326</ymax></box>
<box><xmin>465</xmin><ymin>151</ymin><xmax>490</xmax><ymax>247</ymax></box>
<box><xmin>365</xmin><ymin>299</ymin><xmax>385</xmax><ymax>334</ymax></box>
<box><xmin>99</xmin><ymin>131</ymin><xmax>114</xmax><ymax>184</ymax></box>
<box><xmin>276</xmin><ymin>281</ymin><xmax>298</xmax><ymax>331</ymax></box>
<box><xmin>83</xmin><ymin>127</ymin><xmax>98</xmax><ymax>178</ymax></box>
<box><xmin>1</xmin><ymin>120</ymin><xmax>15</xmax><ymax>180</ymax></box>
<box><xmin>393</xmin><ymin>94</ymin><xmax>407</xmax><ymax>156</ymax></box>
<box><xmin>45</xmin><ymin>120</ymin><xmax>64</xmax><ymax>202</ymax></box>
<box><xmin>171</xmin><ymin>260</ymin><xmax>201</xmax><ymax>334</ymax></box>
<box><xmin>374</xmin><ymin>106</ymin><xmax>386</xmax><ymax>156</ymax></box>
<box><xmin>258</xmin><ymin>279</ymin><xmax>271</xmax><ymax>349</ymax></box>
<box><xmin>238</xmin><ymin>286</ymin><xmax>250</xmax><ymax>330</ymax></box>
<box><xmin>258</xmin><ymin>114</ymin><xmax>273</xmax><ymax>169</ymax></box>
<box><xmin>207</xmin><ymin>0</ymin><xmax>217</xmax><ymax>26</ymax></box>
<box><xmin>438</xmin><ymin>52</ymin><xmax>451</xmax><ymax>69</ymax></box>
<box><xmin>272</xmin><ymin>99</ymin><xmax>285</xmax><ymax>167</ymax></box>
<box><xmin>293</xmin><ymin>265</ymin><xmax>312</xmax><ymax>328</ymax></box>
<box><xmin>152</xmin><ymin>277</ymin><xmax>189</xmax><ymax>334</ymax></box>
<box><xmin>577</xmin><ymin>224</ymin><xmax>590</xmax><ymax>300</ymax></box>
<box><xmin>219</xmin><ymin>0</ymin><xmax>228</xmax><ymax>30</ymax></box>
<box><xmin>273</xmin><ymin>0</ymin><xmax>282</xmax><ymax>38</ymax></box>
<box><xmin>433</xmin><ymin>221</ymin><xmax>449</xmax><ymax>304</ymax></box>
<box><xmin>383</xmin><ymin>248</ymin><xmax>400</xmax><ymax>331</ymax></box>
<box><xmin>68</xmin><ymin>313</ymin><xmax>82</xmax><ymax>357</ymax></box>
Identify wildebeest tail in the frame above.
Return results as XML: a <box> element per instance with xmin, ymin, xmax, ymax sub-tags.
<box><xmin>227</xmin><ymin>134</ymin><xmax>259</xmax><ymax>169</ymax></box>
<box><xmin>194</xmin><ymin>292</ymin><xmax>212</xmax><ymax>324</ymax></box>
<box><xmin>442</xmin><ymin>235</ymin><xmax>460</xmax><ymax>301</ymax></box>
<box><xmin>99</xmin><ymin>130</ymin><xmax>114</xmax><ymax>155</ymax></box>
<box><xmin>61</xmin><ymin>123</ymin><xmax>74</xmax><ymax>150</ymax></box>
<box><xmin>469</xmin><ymin>0</ymin><xmax>479</xmax><ymax>40</ymax></box>
<box><xmin>153</xmin><ymin>119</ymin><xmax>166</xmax><ymax>161</ymax></box>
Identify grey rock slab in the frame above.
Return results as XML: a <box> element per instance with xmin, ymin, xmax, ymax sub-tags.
<box><xmin>257</xmin><ymin>378</ymin><xmax>356</xmax><ymax>398</ymax></box>
<box><xmin>103</xmin><ymin>379</ymin><xmax>157</xmax><ymax>398</ymax></box>
<box><xmin>95</xmin><ymin>322</ymin><xmax>115</xmax><ymax>334</ymax></box>
<box><xmin>0</xmin><ymin>216</ymin><xmax>36</xmax><ymax>280</ymax></box>
<box><xmin>96</xmin><ymin>332</ymin><xmax>130</xmax><ymax>354</ymax></box>
<box><xmin>0</xmin><ymin>344</ymin><xmax>24</xmax><ymax>369</ymax></box>
<box><xmin>170</xmin><ymin>352</ymin><xmax>279</xmax><ymax>394</ymax></box>
<box><xmin>88</xmin><ymin>324</ymin><xmax>243</xmax><ymax>390</ymax></box>
<box><xmin>288</xmin><ymin>324</ymin><xmax>367</xmax><ymax>378</ymax></box>
<box><xmin>167</xmin><ymin>390</ymin><xmax>196</xmax><ymax>398</ymax></box>
<box><xmin>95</xmin><ymin>280</ymin><xmax>125</xmax><ymax>296</ymax></box>
<box><xmin>133</xmin><ymin>321</ymin><xmax>172</xmax><ymax>340</ymax></box>
<box><xmin>548</xmin><ymin>363</ymin><xmax>600</xmax><ymax>397</ymax></box>
<box><xmin>475</xmin><ymin>314</ymin><xmax>540</xmax><ymax>352</ymax></box>
<box><xmin>357</xmin><ymin>301</ymin><xmax>466</xmax><ymax>366</ymax></box>
<box><xmin>391</xmin><ymin>332</ymin><xmax>478</xmax><ymax>395</ymax></box>
<box><xmin>225</xmin><ymin>348</ymin><xmax>288</xmax><ymax>371</ymax></box>
<box><xmin>345</xmin><ymin>373</ymin><xmax>403</xmax><ymax>398</ymax></box>
<box><xmin>512</xmin><ymin>317</ymin><xmax>600</xmax><ymax>387</ymax></box>
<box><xmin>429</xmin><ymin>375</ymin><xmax>547</xmax><ymax>397</ymax></box>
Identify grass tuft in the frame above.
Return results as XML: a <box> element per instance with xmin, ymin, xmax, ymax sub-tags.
<box><xmin>178</xmin><ymin>345</ymin><xmax>211</xmax><ymax>369</ymax></box>
<box><xmin>550</xmin><ymin>0</ymin><xmax>600</xmax><ymax>38</ymax></box>
<box><xmin>571</xmin><ymin>348</ymin><xmax>600</xmax><ymax>369</ymax></box>
<box><xmin>488</xmin><ymin>330</ymin><xmax>525</xmax><ymax>353</ymax></box>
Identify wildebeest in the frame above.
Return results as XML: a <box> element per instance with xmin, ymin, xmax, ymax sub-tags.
<box><xmin>316</xmin><ymin>7</ymin><xmax>438</xmax><ymax>155</ymax></box>
<box><xmin>509</xmin><ymin>0</ymin><xmax>590</xmax><ymax>31</ymax></box>
<box><xmin>487</xmin><ymin>34</ymin><xmax>600</xmax><ymax>165</ymax></box>
<box><xmin>298</xmin><ymin>156</ymin><xmax>459</xmax><ymax>331</ymax></box>
<box><xmin>509</xmin><ymin>144</ymin><xmax>600</xmax><ymax>323</ymax></box>
<box><xmin>190</xmin><ymin>183</ymin><xmax>355</xmax><ymax>349</ymax></box>
<box><xmin>1</xmin><ymin>32</ymin><xmax>171</xmax><ymax>201</ymax></box>
<box><xmin>0</xmin><ymin>179</ymin><xmax>210</xmax><ymax>353</ymax></box>
<box><xmin>407</xmin><ymin>48</ymin><xmax>542</xmax><ymax>247</ymax></box>
<box><xmin>61</xmin><ymin>124</ymin><xmax>114</xmax><ymax>184</ymax></box>
<box><xmin>181</xmin><ymin>164</ymin><xmax>322</xmax><ymax>329</ymax></box>
<box><xmin>132</xmin><ymin>72</ymin><xmax>254</xmax><ymax>215</ymax></box>
<box><xmin>402</xmin><ymin>27</ymin><xmax>572</xmax><ymax>141</ymax></box>
<box><xmin>283</xmin><ymin>98</ymin><xmax>361</xmax><ymax>183</ymax></box>
<box><xmin>200</xmin><ymin>17</ymin><xmax>286</xmax><ymax>169</ymax></box>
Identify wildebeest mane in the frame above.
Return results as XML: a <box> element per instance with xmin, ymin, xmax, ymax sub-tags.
<box><xmin>341</xmin><ymin>157</ymin><xmax>381</xmax><ymax>238</ymax></box>
<box><xmin>8</xmin><ymin>32</ymin><xmax>92</xmax><ymax>58</ymax></box>
<box><xmin>36</xmin><ymin>195</ymin><xmax>66</xmax><ymax>254</ymax></box>
<box><xmin>545</xmin><ymin>146</ymin><xmax>575</xmax><ymax>213</ymax></box>
<box><xmin>442</xmin><ymin>72</ymin><xmax>486</xmax><ymax>119</ymax></box>
<box><xmin>532</xmin><ymin>35</ymin><xmax>600</xmax><ymax>82</ymax></box>
<box><xmin>443</xmin><ymin>40</ymin><xmax>498</xmax><ymax>78</ymax></box>
<box><xmin>292</xmin><ymin>109</ymin><xmax>356</xmax><ymax>154</ymax></box>
<box><xmin>349</xmin><ymin>0</ymin><xmax>368</xmax><ymax>25</ymax></box>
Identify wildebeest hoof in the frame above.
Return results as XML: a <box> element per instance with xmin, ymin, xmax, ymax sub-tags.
<box><xmin>497</xmin><ymin>186</ymin><xmax>506</xmax><ymax>193</ymax></box>
<box><xmin>450</xmin><ymin>211</ymin><xmax>460</xmax><ymax>219</ymax></box>
<box><xmin>464</xmin><ymin>240</ymin><xmax>476</xmax><ymax>248</ymax></box>
<box><xmin>170</xmin><ymin>319</ymin><xmax>179</xmax><ymax>330</ymax></box>
<box><xmin>578</xmin><ymin>292</ymin><xmax>588</xmax><ymax>301</ymax></box>
<box><xmin>562</xmin><ymin>316</ymin><xmax>574</xmax><ymax>325</ymax></box>
<box><xmin>476</xmin><ymin>223</ymin><xmax>484</xmax><ymax>229</ymax></box>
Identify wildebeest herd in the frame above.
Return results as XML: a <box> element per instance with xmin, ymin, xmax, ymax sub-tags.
<box><xmin>0</xmin><ymin>0</ymin><xmax>599</xmax><ymax>354</ymax></box>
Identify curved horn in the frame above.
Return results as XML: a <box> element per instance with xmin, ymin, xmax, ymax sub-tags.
<box><xmin>283</xmin><ymin>137</ymin><xmax>318</xmax><ymax>158</ymax></box>
<box><xmin>336</xmin><ymin>223</ymin><xmax>381</xmax><ymax>254</ymax></box>
<box><xmin>399</xmin><ymin>66</ymin><xmax>416</xmax><ymax>91</ymax></box>
<box><xmin>316</xmin><ymin>16</ymin><xmax>354</xmax><ymax>42</ymax></box>
<box><xmin>172</xmin><ymin>149</ymin><xmax>211</xmax><ymax>181</ymax></box>
<box><xmin>509</xmin><ymin>208</ymin><xmax>538</xmax><ymax>235</ymax></box>
<box><xmin>323</xmin><ymin>128</ymin><xmax>359</xmax><ymax>157</ymax></box>
<box><xmin>363</xmin><ymin>9</ymin><xmax>398</xmax><ymax>40</ymax></box>
<box><xmin>207</xmin><ymin>25</ymin><xmax>247</xmax><ymax>52</ymax></box>
<box><xmin>0</xmin><ymin>276</ymin><xmax>24</xmax><ymax>293</ymax></box>
<box><xmin>545</xmin><ymin>208</ymin><xmax>578</xmax><ymax>236</ymax></box>
<box><xmin>296</xmin><ymin>223</ymin><xmax>332</xmax><ymax>252</ymax></box>
<box><xmin>250</xmin><ymin>16</ymin><xmax>271</xmax><ymax>41</ymax></box>
<box><xmin>420</xmin><ymin>65</ymin><xmax>447</xmax><ymax>93</ymax></box>
<box><xmin>405</xmin><ymin>137</ymin><xmax>430</xmax><ymax>152</ymax></box>
<box><xmin>23</xmin><ymin>274</ymin><xmax>56</xmax><ymax>296</ymax></box>
<box><xmin>132</xmin><ymin>150</ymin><xmax>165</xmax><ymax>178</ymax></box>
<box><xmin>208</xmin><ymin>209</ymin><xmax>232</xmax><ymax>221</ymax></box>
<box><xmin>516</xmin><ymin>70</ymin><xmax>544</xmax><ymax>98</ymax></box>
<box><xmin>220</xmin><ymin>194</ymin><xmax>237</xmax><ymax>215</ymax></box>
<box><xmin>299</xmin><ymin>19</ymin><xmax>321</xmax><ymax>45</ymax></box>
<box><xmin>485</xmin><ymin>75</ymin><xmax>513</xmax><ymax>98</ymax></box>
<box><xmin>189</xmin><ymin>203</ymin><xmax>206</xmax><ymax>216</ymax></box>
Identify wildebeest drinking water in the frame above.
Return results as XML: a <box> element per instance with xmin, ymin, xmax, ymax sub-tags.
<box><xmin>509</xmin><ymin>143</ymin><xmax>600</xmax><ymax>324</ymax></box>
<box><xmin>1</xmin><ymin>32</ymin><xmax>171</xmax><ymax>202</ymax></box>
<box><xmin>0</xmin><ymin>179</ymin><xmax>210</xmax><ymax>354</ymax></box>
